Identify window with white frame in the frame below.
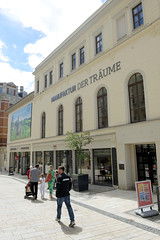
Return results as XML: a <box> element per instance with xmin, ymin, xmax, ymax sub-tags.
<box><xmin>44</xmin><ymin>74</ymin><xmax>47</xmax><ymax>88</ymax></box>
<box><xmin>9</xmin><ymin>88</ymin><xmax>13</xmax><ymax>95</ymax></box>
<box><xmin>72</xmin><ymin>53</ymin><xmax>76</xmax><ymax>70</ymax></box>
<box><xmin>49</xmin><ymin>71</ymin><xmax>53</xmax><ymax>85</ymax></box>
<box><xmin>41</xmin><ymin>112</ymin><xmax>46</xmax><ymax>138</ymax></box>
<box><xmin>60</xmin><ymin>62</ymin><xmax>64</xmax><ymax>78</ymax></box>
<box><xmin>132</xmin><ymin>2</ymin><xmax>143</xmax><ymax>29</ymax></box>
<box><xmin>96</xmin><ymin>33</ymin><xmax>103</xmax><ymax>54</ymax></box>
<box><xmin>80</xmin><ymin>47</ymin><xmax>85</xmax><ymax>65</ymax></box>
<box><xmin>37</xmin><ymin>80</ymin><xmax>39</xmax><ymax>93</ymax></box>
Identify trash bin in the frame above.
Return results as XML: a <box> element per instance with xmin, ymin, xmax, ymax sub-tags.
<box><xmin>9</xmin><ymin>167</ymin><xmax>14</xmax><ymax>175</ymax></box>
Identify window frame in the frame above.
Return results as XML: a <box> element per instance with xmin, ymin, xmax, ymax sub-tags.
<box><xmin>49</xmin><ymin>71</ymin><xmax>53</xmax><ymax>85</ymax></box>
<box><xmin>132</xmin><ymin>2</ymin><xmax>143</xmax><ymax>29</ymax></box>
<box><xmin>44</xmin><ymin>74</ymin><xmax>47</xmax><ymax>88</ymax></box>
<box><xmin>58</xmin><ymin>105</ymin><xmax>63</xmax><ymax>135</ymax></box>
<box><xmin>9</xmin><ymin>88</ymin><xmax>13</xmax><ymax>95</ymax></box>
<box><xmin>80</xmin><ymin>47</ymin><xmax>85</xmax><ymax>65</ymax></box>
<box><xmin>96</xmin><ymin>33</ymin><xmax>103</xmax><ymax>54</ymax></box>
<box><xmin>75</xmin><ymin>97</ymin><xmax>83</xmax><ymax>132</ymax></box>
<box><xmin>128</xmin><ymin>73</ymin><xmax>146</xmax><ymax>123</ymax></box>
<box><xmin>41</xmin><ymin>112</ymin><xmax>46</xmax><ymax>138</ymax></box>
<box><xmin>60</xmin><ymin>62</ymin><xmax>64</xmax><ymax>78</ymax></box>
<box><xmin>37</xmin><ymin>80</ymin><xmax>39</xmax><ymax>93</ymax></box>
<box><xmin>97</xmin><ymin>87</ymin><xmax>108</xmax><ymax>129</ymax></box>
<box><xmin>72</xmin><ymin>53</ymin><xmax>76</xmax><ymax>70</ymax></box>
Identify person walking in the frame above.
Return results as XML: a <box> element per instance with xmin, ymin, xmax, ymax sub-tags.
<box><xmin>55</xmin><ymin>166</ymin><xmax>75</xmax><ymax>227</ymax></box>
<box><xmin>39</xmin><ymin>173</ymin><xmax>45</xmax><ymax>200</ymax></box>
<box><xmin>46</xmin><ymin>165</ymin><xmax>56</xmax><ymax>199</ymax></box>
<box><xmin>29</xmin><ymin>164</ymin><xmax>41</xmax><ymax>200</ymax></box>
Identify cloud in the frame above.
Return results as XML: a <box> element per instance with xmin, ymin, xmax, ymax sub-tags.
<box><xmin>0</xmin><ymin>0</ymin><xmax>104</xmax><ymax>91</ymax></box>
<box><xmin>0</xmin><ymin>40</ymin><xmax>9</xmax><ymax>62</ymax></box>
<box><xmin>0</xmin><ymin>62</ymin><xmax>34</xmax><ymax>93</ymax></box>
<box><xmin>0</xmin><ymin>0</ymin><xmax>103</xmax><ymax>69</ymax></box>
<box><xmin>27</xmin><ymin>54</ymin><xmax>44</xmax><ymax>69</ymax></box>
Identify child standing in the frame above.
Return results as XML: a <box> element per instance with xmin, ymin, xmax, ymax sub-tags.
<box><xmin>39</xmin><ymin>173</ymin><xmax>45</xmax><ymax>200</ymax></box>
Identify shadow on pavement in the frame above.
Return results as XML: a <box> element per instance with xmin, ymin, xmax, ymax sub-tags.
<box><xmin>58</xmin><ymin>221</ymin><xmax>82</xmax><ymax>235</ymax></box>
<box><xmin>31</xmin><ymin>199</ymin><xmax>44</xmax><ymax>203</ymax></box>
<box><xmin>25</xmin><ymin>197</ymin><xmax>44</xmax><ymax>203</ymax></box>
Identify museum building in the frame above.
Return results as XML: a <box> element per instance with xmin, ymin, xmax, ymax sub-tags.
<box><xmin>6</xmin><ymin>0</ymin><xmax>160</xmax><ymax>189</ymax></box>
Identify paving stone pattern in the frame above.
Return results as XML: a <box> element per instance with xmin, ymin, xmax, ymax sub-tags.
<box><xmin>0</xmin><ymin>174</ymin><xmax>160</xmax><ymax>240</ymax></box>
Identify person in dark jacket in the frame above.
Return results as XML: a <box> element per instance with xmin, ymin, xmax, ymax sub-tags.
<box><xmin>55</xmin><ymin>166</ymin><xmax>75</xmax><ymax>227</ymax></box>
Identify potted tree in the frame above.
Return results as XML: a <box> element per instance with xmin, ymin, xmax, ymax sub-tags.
<box><xmin>65</xmin><ymin>131</ymin><xmax>92</xmax><ymax>191</ymax></box>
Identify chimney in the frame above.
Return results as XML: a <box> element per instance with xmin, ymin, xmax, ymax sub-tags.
<box><xmin>20</xmin><ymin>86</ymin><xmax>24</xmax><ymax>92</ymax></box>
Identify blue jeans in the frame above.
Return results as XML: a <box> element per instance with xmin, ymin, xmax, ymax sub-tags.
<box><xmin>57</xmin><ymin>195</ymin><xmax>75</xmax><ymax>222</ymax></box>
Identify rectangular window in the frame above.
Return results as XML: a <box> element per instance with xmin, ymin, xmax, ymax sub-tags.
<box><xmin>132</xmin><ymin>3</ymin><xmax>143</xmax><ymax>29</ymax></box>
<box><xmin>116</xmin><ymin>14</ymin><xmax>126</xmax><ymax>40</ymax></box>
<box><xmin>37</xmin><ymin>80</ymin><xmax>39</xmax><ymax>93</ymax></box>
<box><xmin>72</xmin><ymin>53</ymin><xmax>76</xmax><ymax>70</ymax></box>
<box><xmin>80</xmin><ymin>47</ymin><xmax>85</xmax><ymax>65</ymax></box>
<box><xmin>9</xmin><ymin>89</ymin><xmax>13</xmax><ymax>95</ymax></box>
<box><xmin>60</xmin><ymin>62</ymin><xmax>64</xmax><ymax>78</ymax></box>
<box><xmin>0</xmin><ymin>87</ymin><xmax>2</xmax><ymax>94</ymax></box>
<box><xmin>96</xmin><ymin>33</ymin><xmax>103</xmax><ymax>54</ymax></box>
<box><xmin>44</xmin><ymin>75</ymin><xmax>47</xmax><ymax>88</ymax></box>
<box><xmin>49</xmin><ymin>71</ymin><xmax>53</xmax><ymax>85</ymax></box>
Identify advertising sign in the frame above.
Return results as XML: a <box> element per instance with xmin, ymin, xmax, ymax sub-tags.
<box><xmin>135</xmin><ymin>180</ymin><xmax>153</xmax><ymax>208</ymax></box>
<box><xmin>10</xmin><ymin>103</ymin><xmax>32</xmax><ymax>141</ymax></box>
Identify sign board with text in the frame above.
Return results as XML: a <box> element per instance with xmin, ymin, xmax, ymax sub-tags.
<box><xmin>135</xmin><ymin>180</ymin><xmax>153</xmax><ymax>209</ymax></box>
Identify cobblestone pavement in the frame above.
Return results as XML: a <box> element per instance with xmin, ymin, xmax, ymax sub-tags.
<box><xmin>0</xmin><ymin>173</ymin><xmax>160</xmax><ymax>240</ymax></box>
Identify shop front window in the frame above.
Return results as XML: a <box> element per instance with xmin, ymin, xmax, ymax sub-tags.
<box><xmin>44</xmin><ymin>151</ymin><xmax>53</xmax><ymax>174</ymax></box>
<box><xmin>136</xmin><ymin>144</ymin><xmax>157</xmax><ymax>185</ymax></box>
<box><xmin>21</xmin><ymin>152</ymin><xmax>30</xmax><ymax>175</ymax></box>
<box><xmin>75</xmin><ymin>149</ymin><xmax>91</xmax><ymax>181</ymax></box>
<box><xmin>56</xmin><ymin>150</ymin><xmax>72</xmax><ymax>175</ymax></box>
<box><xmin>36</xmin><ymin>151</ymin><xmax>43</xmax><ymax>172</ymax></box>
<box><xmin>93</xmin><ymin>149</ymin><xmax>112</xmax><ymax>186</ymax></box>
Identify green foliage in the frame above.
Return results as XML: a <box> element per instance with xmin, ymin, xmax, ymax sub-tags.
<box><xmin>65</xmin><ymin>131</ymin><xmax>93</xmax><ymax>173</ymax></box>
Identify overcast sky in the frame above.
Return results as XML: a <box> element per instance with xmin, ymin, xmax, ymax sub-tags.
<box><xmin>0</xmin><ymin>0</ymin><xmax>106</xmax><ymax>93</ymax></box>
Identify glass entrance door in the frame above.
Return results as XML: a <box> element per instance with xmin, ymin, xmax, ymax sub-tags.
<box><xmin>136</xmin><ymin>144</ymin><xmax>157</xmax><ymax>185</ymax></box>
<box><xmin>93</xmin><ymin>149</ymin><xmax>112</xmax><ymax>186</ymax></box>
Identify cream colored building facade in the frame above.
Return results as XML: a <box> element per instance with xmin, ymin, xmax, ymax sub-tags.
<box><xmin>6</xmin><ymin>0</ymin><xmax>160</xmax><ymax>189</ymax></box>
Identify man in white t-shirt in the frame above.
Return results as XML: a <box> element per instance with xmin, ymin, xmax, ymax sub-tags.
<box><xmin>29</xmin><ymin>164</ymin><xmax>41</xmax><ymax>200</ymax></box>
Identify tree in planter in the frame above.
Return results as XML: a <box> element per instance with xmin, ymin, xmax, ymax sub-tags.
<box><xmin>65</xmin><ymin>131</ymin><xmax>93</xmax><ymax>174</ymax></box>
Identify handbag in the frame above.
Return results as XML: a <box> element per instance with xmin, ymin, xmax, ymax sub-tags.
<box><xmin>46</xmin><ymin>173</ymin><xmax>51</xmax><ymax>182</ymax></box>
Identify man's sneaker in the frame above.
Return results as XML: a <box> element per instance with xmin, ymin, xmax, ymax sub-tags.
<box><xmin>55</xmin><ymin>218</ymin><xmax>60</xmax><ymax>222</ymax></box>
<box><xmin>69</xmin><ymin>221</ymin><xmax>75</xmax><ymax>227</ymax></box>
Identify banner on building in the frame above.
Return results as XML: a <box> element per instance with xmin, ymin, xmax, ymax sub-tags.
<box><xmin>10</xmin><ymin>103</ymin><xmax>32</xmax><ymax>141</ymax></box>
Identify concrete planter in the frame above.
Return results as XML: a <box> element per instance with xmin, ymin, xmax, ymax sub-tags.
<box><xmin>72</xmin><ymin>174</ymin><xmax>88</xmax><ymax>192</ymax></box>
